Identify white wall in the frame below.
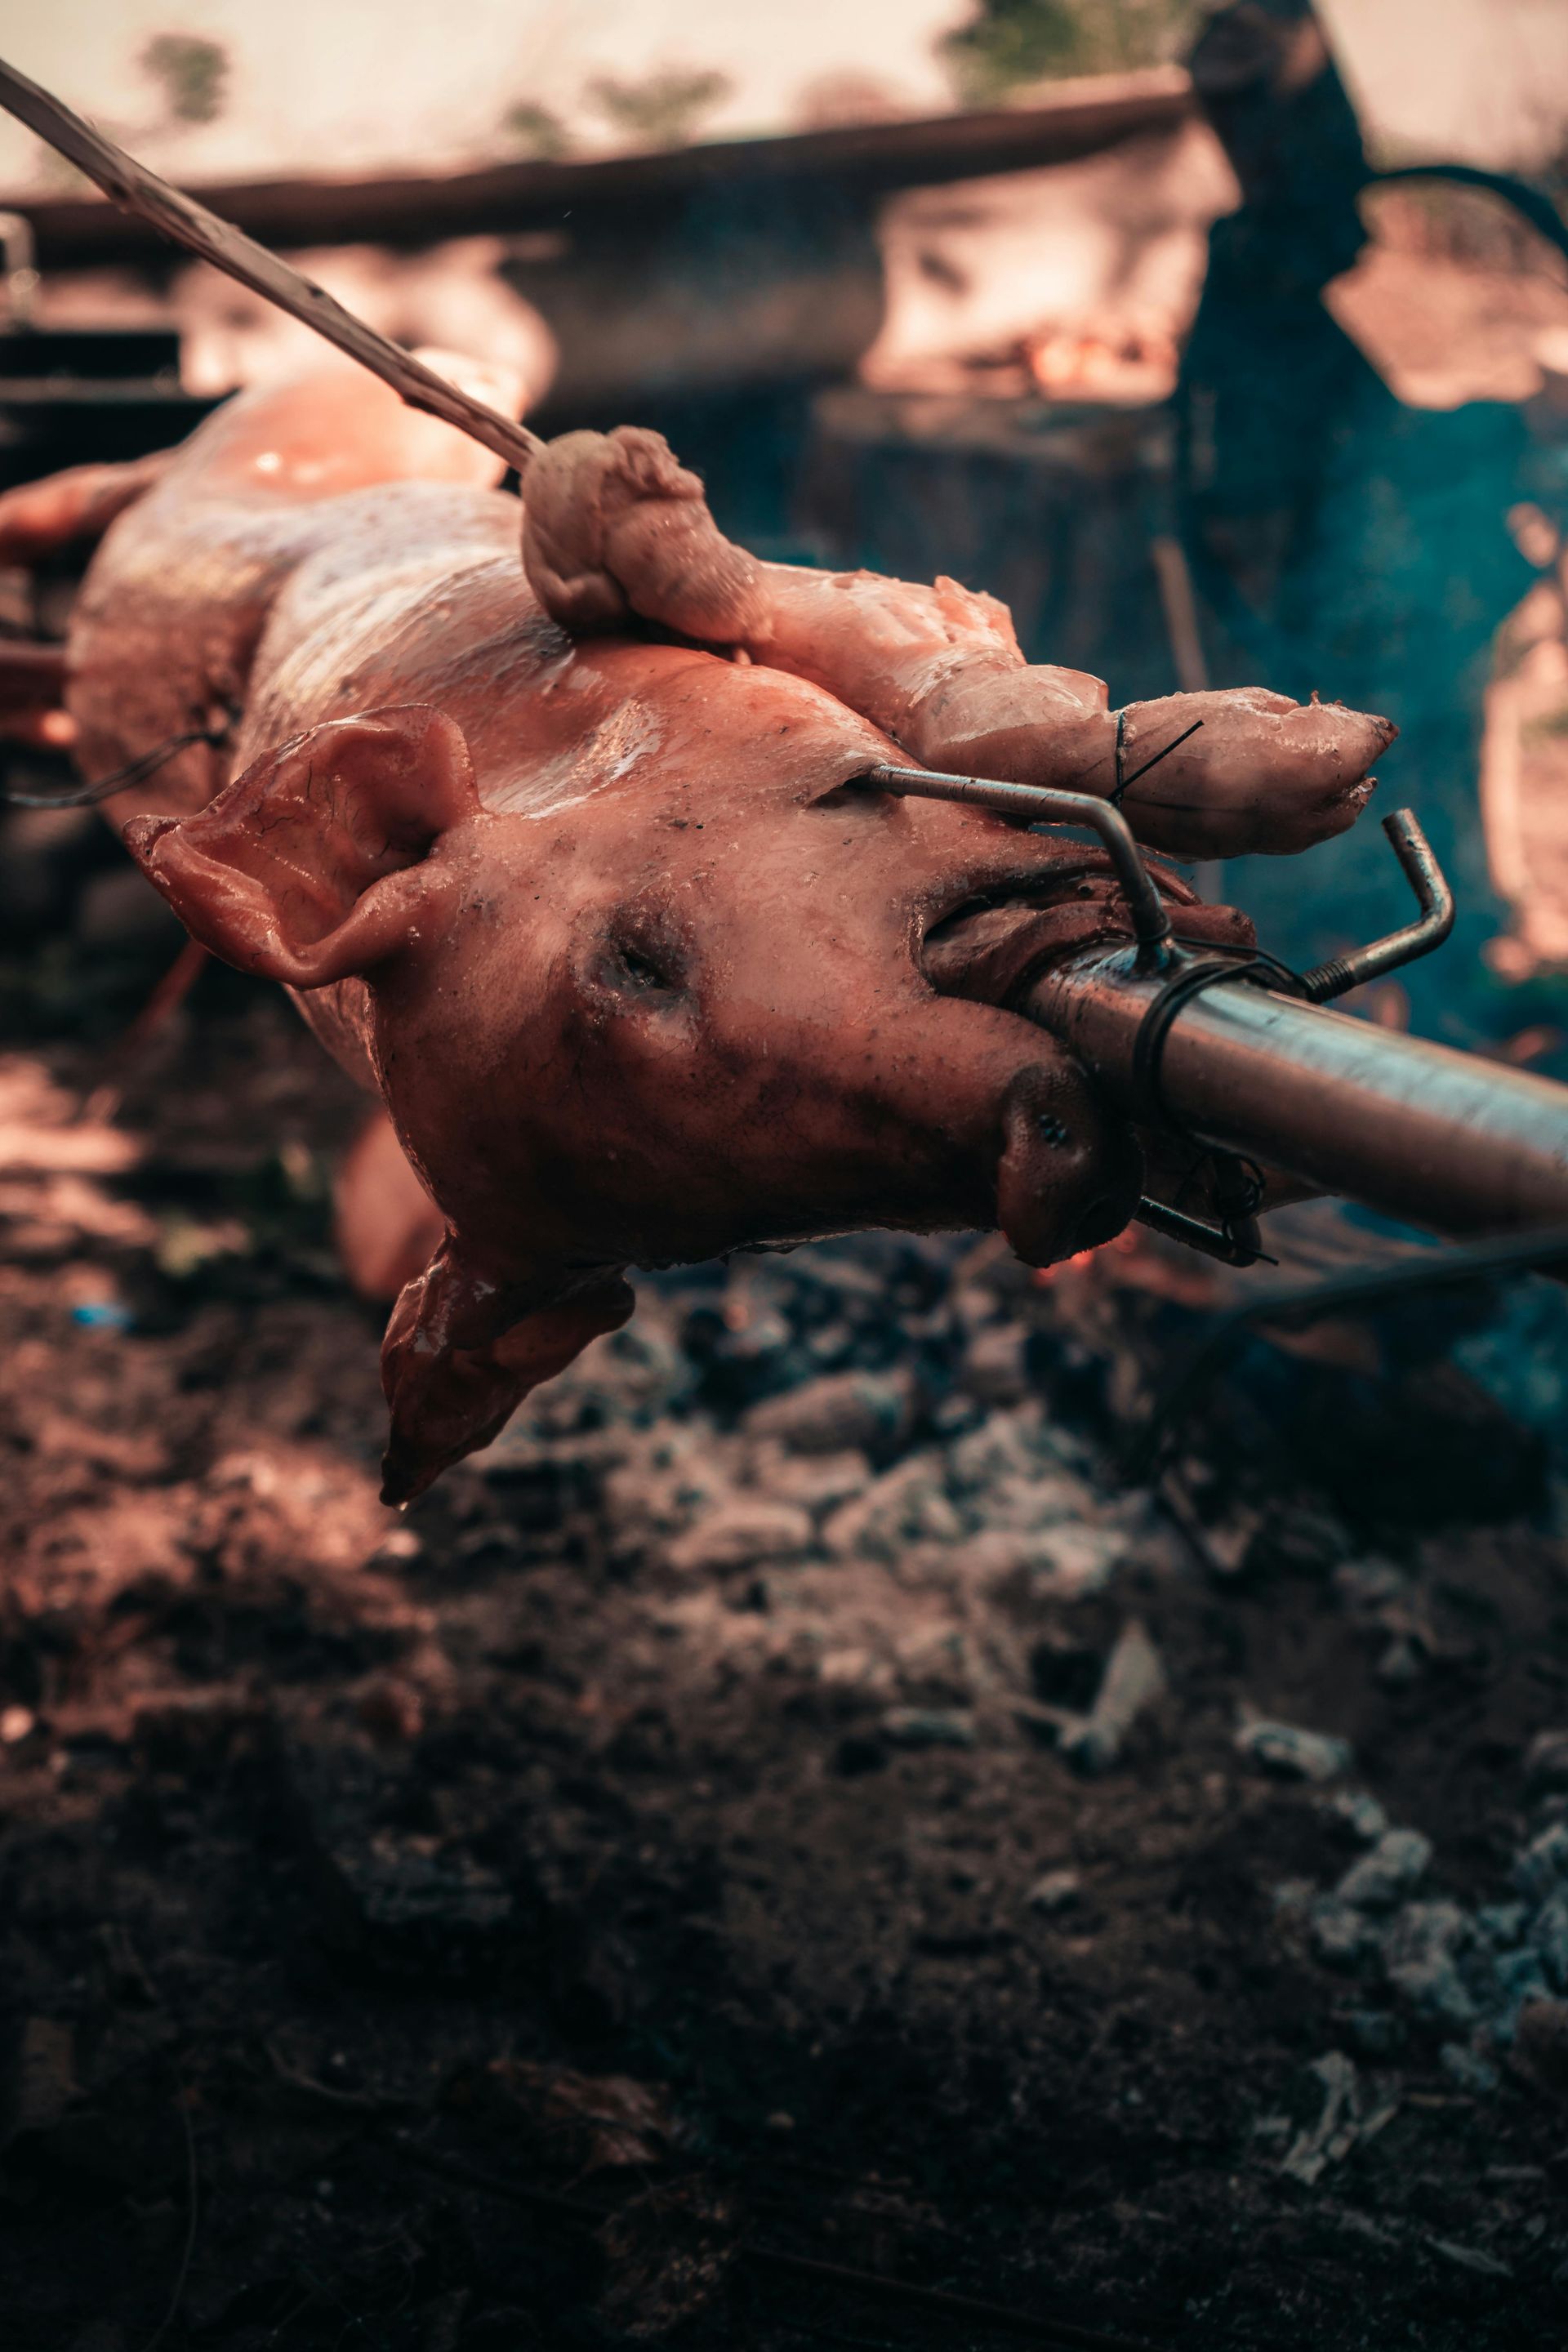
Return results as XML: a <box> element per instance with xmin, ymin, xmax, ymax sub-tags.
<box><xmin>0</xmin><ymin>0</ymin><xmax>1561</xmax><ymax>195</ymax></box>
<box><xmin>0</xmin><ymin>0</ymin><xmax>968</xmax><ymax>188</ymax></box>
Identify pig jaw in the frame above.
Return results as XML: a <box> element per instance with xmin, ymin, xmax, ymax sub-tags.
<box><xmin>364</xmin><ymin>959</ymin><xmax>1147</xmax><ymax>1505</ymax></box>
<box><xmin>369</xmin><ymin>960</ymin><xmax>1143</xmax><ymax>1290</ymax></box>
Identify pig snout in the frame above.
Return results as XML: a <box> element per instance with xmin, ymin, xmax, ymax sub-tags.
<box><xmin>995</xmin><ymin>1062</ymin><xmax>1143</xmax><ymax>1266</ymax></box>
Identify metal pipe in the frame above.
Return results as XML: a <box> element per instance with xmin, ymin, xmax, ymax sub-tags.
<box><xmin>863</xmin><ymin>761</ymin><xmax>1174</xmax><ymax>959</ymax></box>
<box><xmin>1027</xmin><ymin>947</ymin><xmax>1568</xmax><ymax>1237</ymax></box>
<box><xmin>1296</xmin><ymin>808</ymin><xmax>1455</xmax><ymax>1002</ymax></box>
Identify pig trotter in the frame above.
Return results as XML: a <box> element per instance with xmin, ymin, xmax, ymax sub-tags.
<box><xmin>380</xmin><ymin>1244</ymin><xmax>634</xmax><ymax>1505</ymax></box>
<box><xmin>0</xmin><ymin>449</ymin><xmax>172</xmax><ymax>565</ymax></box>
<box><xmin>518</xmin><ymin>436</ymin><xmax>1395</xmax><ymax>860</ymax></box>
<box><xmin>522</xmin><ymin>425</ymin><xmax>770</xmax><ymax>641</ymax></box>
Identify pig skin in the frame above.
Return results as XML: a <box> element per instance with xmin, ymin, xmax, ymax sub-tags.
<box><xmin>6</xmin><ymin>358</ymin><xmax>1384</xmax><ymax>1499</ymax></box>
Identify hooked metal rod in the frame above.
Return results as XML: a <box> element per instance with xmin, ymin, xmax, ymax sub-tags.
<box><xmin>1297</xmin><ymin>808</ymin><xmax>1455</xmax><ymax>1002</ymax></box>
<box><xmin>0</xmin><ymin>56</ymin><xmax>543</xmax><ymax>478</ymax></box>
<box><xmin>863</xmin><ymin>762</ymin><xmax>1174</xmax><ymax>957</ymax></box>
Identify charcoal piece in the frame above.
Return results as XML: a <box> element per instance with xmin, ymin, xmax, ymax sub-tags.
<box><xmin>1524</xmin><ymin>1728</ymin><xmax>1568</xmax><ymax>1793</ymax></box>
<box><xmin>880</xmin><ymin>1705</ymin><xmax>974</xmax><ymax>1749</ymax></box>
<box><xmin>1379</xmin><ymin>1902</ymin><xmax>1479</xmax><ymax>2026</ymax></box>
<box><xmin>741</xmin><ymin>1365</ymin><xmax>915</xmax><ymax>1457</ymax></box>
<box><xmin>1513</xmin><ymin>1998</ymin><xmax>1568</xmax><ymax>2099</ymax></box>
<box><xmin>665</xmin><ymin>1496</ymin><xmax>813</xmax><ymax>1574</ymax></box>
<box><xmin>1335</xmin><ymin>1829</ymin><xmax>1433</xmax><ymax>1913</ymax></box>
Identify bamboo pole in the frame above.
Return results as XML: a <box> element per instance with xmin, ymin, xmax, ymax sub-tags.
<box><xmin>0</xmin><ymin>56</ymin><xmax>543</xmax><ymax>479</ymax></box>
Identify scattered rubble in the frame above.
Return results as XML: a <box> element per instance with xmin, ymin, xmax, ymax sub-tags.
<box><xmin>1236</xmin><ymin>1717</ymin><xmax>1354</xmax><ymax>1784</ymax></box>
<box><xmin>1022</xmin><ymin>1618</ymin><xmax>1167</xmax><ymax>1775</ymax></box>
<box><xmin>1272</xmin><ymin>1770</ymin><xmax>1568</xmax><ymax>2091</ymax></box>
<box><xmin>1277</xmin><ymin>2050</ymin><xmax>1400</xmax><ymax>2186</ymax></box>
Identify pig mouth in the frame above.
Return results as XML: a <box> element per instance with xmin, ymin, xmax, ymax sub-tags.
<box><xmin>919</xmin><ymin>862</ymin><xmax>1132</xmax><ymax>1009</ymax></box>
<box><xmin>916</xmin><ymin>862</ymin><xmax>1150</xmax><ymax>1265</ymax></box>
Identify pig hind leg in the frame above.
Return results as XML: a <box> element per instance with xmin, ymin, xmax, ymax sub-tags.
<box><xmin>0</xmin><ymin>450</ymin><xmax>173</xmax><ymax>568</ymax></box>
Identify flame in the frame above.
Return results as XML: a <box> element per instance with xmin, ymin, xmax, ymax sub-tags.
<box><xmin>1031</xmin><ymin>1228</ymin><xmax>1140</xmax><ymax>1285</ymax></box>
<box><xmin>1022</xmin><ymin>314</ymin><xmax>1178</xmax><ymax>403</ymax></box>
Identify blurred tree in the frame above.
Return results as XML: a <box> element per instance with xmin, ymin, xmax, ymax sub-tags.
<box><xmin>586</xmin><ymin>68</ymin><xmax>732</xmax><ymax>150</ymax></box>
<box><xmin>499</xmin><ymin>100</ymin><xmax>573</xmax><ymax>161</ymax></box>
<box><xmin>140</xmin><ymin>33</ymin><xmax>229</xmax><ymax>127</ymax></box>
<box><xmin>942</xmin><ymin>0</ymin><xmax>1199</xmax><ymax>103</ymax></box>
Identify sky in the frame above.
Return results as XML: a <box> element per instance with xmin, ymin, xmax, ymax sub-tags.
<box><xmin>0</xmin><ymin>0</ymin><xmax>1564</xmax><ymax>192</ymax></box>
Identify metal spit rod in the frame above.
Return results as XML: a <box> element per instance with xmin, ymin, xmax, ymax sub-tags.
<box><xmin>1028</xmin><ymin>947</ymin><xmax>1568</xmax><ymax>1238</ymax></box>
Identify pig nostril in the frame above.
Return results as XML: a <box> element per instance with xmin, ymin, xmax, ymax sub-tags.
<box><xmin>1036</xmin><ymin>1113</ymin><xmax>1071</xmax><ymax>1148</ymax></box>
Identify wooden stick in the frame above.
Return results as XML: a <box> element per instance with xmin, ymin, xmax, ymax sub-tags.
<box><xmin>0</xmin><ymin>56</ymin><xmax>543</xmax><ymax>477</ymax></box>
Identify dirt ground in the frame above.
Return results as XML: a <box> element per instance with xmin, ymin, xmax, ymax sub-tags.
<box><xmin>4</xmin><ymin>943</ymin><xmax>1568</xmax><ymax>2352</ymax></box>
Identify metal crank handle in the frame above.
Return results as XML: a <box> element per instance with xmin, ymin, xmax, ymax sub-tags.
<box><xmin>1297</xmin><ymin>808</ymin><xmax>1455</xmax><ymax>1003</ymax></box>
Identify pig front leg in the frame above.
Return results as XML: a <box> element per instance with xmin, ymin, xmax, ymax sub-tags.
<box><xmin>519</xmin><ymin>426</ymin><xmax>1394</xmax><ymax>862</ymax></box>
<box><xmin>736</xmin><ymin>564</ymin><xmax>1394</xmax><ymax>858</ymax></box>
<box><xmin>380</xmin><ymin>1240</ymin><xmax>635</xmax><ymax>1505</ymax></box>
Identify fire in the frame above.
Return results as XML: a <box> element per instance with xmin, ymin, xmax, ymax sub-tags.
<box><xmin>1031</xmin><ymin>1228</ymin><xmax>1141</xmax><ymax>1285</ymax></box>
<box><xmin>1022</xmin><ymin>314</ymin><xmax>1178</xmax><ymax>404</ymax></box>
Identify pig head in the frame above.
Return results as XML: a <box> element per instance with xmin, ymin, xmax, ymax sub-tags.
<box><xmin>123</xmin><ymin>653</ymin><xmax>1241</xmax><ymax>1504</ymax></box>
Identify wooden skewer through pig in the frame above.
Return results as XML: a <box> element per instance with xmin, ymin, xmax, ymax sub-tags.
<box><xmin>0</xmin><ymin>60</ymin><xmax>1395</xmax><ymax>1501</ymax></box>
<box><xmin>0</xmin><ymin>60</ymin><xmax>545</xmax><ymax>479</ymax></box>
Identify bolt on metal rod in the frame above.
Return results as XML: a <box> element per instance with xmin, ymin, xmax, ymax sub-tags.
<box><xmin>863</xmin><ymin>762</ymin><xmax>1174</xmax><ymax>960</ymax></box>
<box><xmin>1297</xmin><ymin>808</ymin><xmax>1454</xmax><ymax>1002</ymax></box>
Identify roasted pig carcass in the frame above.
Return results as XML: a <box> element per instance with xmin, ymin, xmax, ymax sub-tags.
<box><xmin>0</xmin><ymin>356</ymin><xmax>1392</xmax><ymax>1498</ymax></box>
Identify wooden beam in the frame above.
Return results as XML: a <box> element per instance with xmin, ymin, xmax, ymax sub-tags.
<box><xmin>0</xmin><ymin>56</ymin><xmax>542</xmax><ymax>475</ymax></box>
<box><xmin>7</xmin><ymin>69</ymin><xmax>1193</xmax><ymax>267</ymax></box>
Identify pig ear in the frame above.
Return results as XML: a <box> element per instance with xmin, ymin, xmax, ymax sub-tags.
<box><xmin>379</xmin><ymin>1236</ymin><xmax>635</xmax><ymax>1505</ymax></box>
<box><xmin>122</xmin><ymin>705</ymin><xmax>479</xmax><ymax>988</ymax></box>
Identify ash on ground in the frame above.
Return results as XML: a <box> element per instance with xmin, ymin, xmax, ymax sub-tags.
<box><xmin>4</xmin><ymin>967</ymin><xmax>1568</xmax><ymax>2350</ymax></box>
